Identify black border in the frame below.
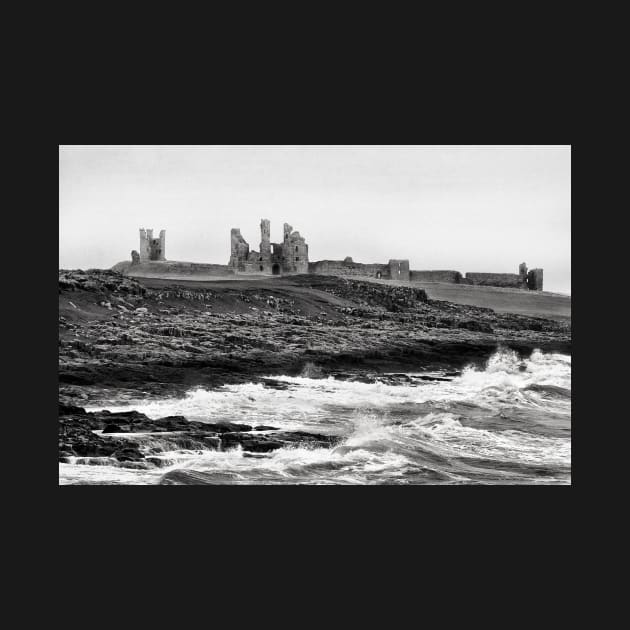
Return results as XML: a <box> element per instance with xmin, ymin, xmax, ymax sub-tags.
<box><xmin>23</xmin><ymin>74</ymin><xmax>580</xmax><ymax>578</ymax></box>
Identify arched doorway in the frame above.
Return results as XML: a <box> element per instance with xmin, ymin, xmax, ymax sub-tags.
<box><xmin>272</xmin><ymin>263</ymin><xmax>280</xmax><ymax>275</ymax></box>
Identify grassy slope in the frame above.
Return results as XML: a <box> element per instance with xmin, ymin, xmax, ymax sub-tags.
<box><xmin>133</xmin><ymin>275</ymin><xmax>571</xmax><ymax>322</ymax></box>
<box><xmin>408</xmin><ymin>282</ymin><xmax>571</xmax><ymax>321</ymax></box>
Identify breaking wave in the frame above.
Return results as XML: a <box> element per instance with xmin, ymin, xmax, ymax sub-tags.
<box><xmin>61</xmin><ymin>348</ymin><xmax>571</xmax><ymax>485</ymax></box>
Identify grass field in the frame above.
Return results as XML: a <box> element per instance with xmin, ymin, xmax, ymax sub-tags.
<box><xmin>406</xmin><ymin>281</ymin><xmax>570</xmax><ymax>320</ymax></box>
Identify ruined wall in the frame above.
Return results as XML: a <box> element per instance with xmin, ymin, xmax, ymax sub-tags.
<box><xmin>309</xmin><ymin>260</ymin><xmax>390</xmax><ymax>278</ymax></box>
<box><xmin>410</xmin><ymin>270</ymin><xmax>462</xmax><ymax>283</ymax></box>
<box><xmin>229</xmin><ymin>228</ymin><xmax>251</xmax><ymax>271</ymax></box>
<box><xmin>122</xmin><ymin>260</ymin><xmax>234</xmax><ymax>277</ymax></box>
<box><xmin>465</xmin><ymin>272</ymin><xmax>525</xmax><ymax>288</ymax></box>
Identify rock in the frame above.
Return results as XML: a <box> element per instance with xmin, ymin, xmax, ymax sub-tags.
<box><xmin>113</xmin><ymin>446</ymin><xmax>143</xmax><ymax>462</ymax></box>
<box><xmin>457</xmin><ymin>320</ymin><xmax>494</xmax><ymax>333</ymax></box>
<box><xmin>58</xmin><ymin>271</ymin><xmax>570</xmax><ymax>416</ymax></box>
<box><xmin>102</xmin><ymin>423</ymin><xmax>126</xmax><ymax>433</ymax></box>
<box><xmin>220</xmin><ymin>430</ymin><xmax>340</xmax><ymax>453</ymax></box>
<box><xmin>59</xmin><ymin>402</ymin><xmax>86</xmax><ymax>416</ymax></box>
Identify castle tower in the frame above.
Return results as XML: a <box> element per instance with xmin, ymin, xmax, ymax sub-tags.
<box><xmin>158</xmin><ymin>230</ymin><xmax>166</xmax><ymax>261</ymax></box>
<box><xmin>257</xmin><ymin>219</ymin><xmax>271</xmax><ymax>273</ymax></box>
<box><xmin>519</xmin><ymin>262</ymin><xmax>528</xmax><ymax>288</ymax></box>
<box><xmin>139</xmin><ymin>228</ymin><xmax>166</xmax><ymax>261</ymax></box>
<box><xmin>282</xmin><ymin>223</ymin><xmax>309</xmax><ymax>274</ymax></box>
<box><xmin>283</xmin><ymin>223</ymin><xmax>293</xmax><ymax>245</ymax></box>
<box><xmin>139</xmin><ymin>228</ymin><xmax>151</xmax><ymax>261</ymax></box>
<box><xmin>229</xmin><ymin>228</ymin><xmax>250</xmax><ymax>271</ymax></box>
<box><xmin>260</xmin><ymin>219</ymin><xmax>271</xmax><ymax>254</ymax></box>
<box><xmin>527</xmin><ymin>268</ymin><xmax>544</xmax><ymax>291</ymax></box>
<box><xmin>388</xmin><ymin>259</ymin><xmax>410</xmax><ymax>281</ymax></box>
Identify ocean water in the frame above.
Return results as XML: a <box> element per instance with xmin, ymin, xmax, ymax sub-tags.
<box><xmin>59</xmin><ymin>349</ymin><xmax>571</xmax><ymax>485</ymax></box>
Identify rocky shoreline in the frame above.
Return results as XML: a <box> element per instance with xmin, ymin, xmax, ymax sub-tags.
<box><xmin>59</xmin><ymin>270</ymin><xmax>571</xmax><ymax>467</ymax></box>
<box><xmin>59</xmin><ymin>402</ymin><xmax>340</xmax><ymax>467</ymax></box>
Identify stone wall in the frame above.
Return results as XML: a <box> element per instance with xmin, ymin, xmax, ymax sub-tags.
<box><xmin>116</xmin><ymin>260</ymin><xmax>234</xmax><ymax>277</ymax></box>
<box><xmin>308</xmin><ymin>260</ymin><xmax>390</xmax><ymax>278</ymax></box>
<box><xmin>410</xmin><ymin>270</ymin><xmax>463</xmax><ymax>283</ymax></box>
<box><xmin>464</xmin><ymin>272</ymin><xmax>526</xmax><ymax>288</ymax></box>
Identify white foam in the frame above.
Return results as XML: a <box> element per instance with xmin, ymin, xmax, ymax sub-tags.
<box><xmin>65</xmin><ymin>349</ymin><xmax>571</xmax><ymax>485</ymax></box>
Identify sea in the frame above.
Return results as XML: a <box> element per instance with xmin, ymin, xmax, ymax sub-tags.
<box><xmin>59</xmin><ymin>348</ymin><xmax>571</xmax><ymax>485</ymax></box>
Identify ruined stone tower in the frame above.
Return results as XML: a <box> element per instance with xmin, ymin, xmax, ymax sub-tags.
<box><xmin>387</xmin><ymin>259</ymin><xmax>410</xmax><ymax>281</ymax></box>
<box><xmin>139</xmin><ymin>228</ymin><xmax>166</xmax><ymax>262</ymax></box>
<box><xmin>519</xmin><ymin>262</ymin><xmax>528</xmax><ymax>288</ymax></box>
<box><xmin>229</xmin><ymin>228</ymin><xmax>250</xmax><ymax>271</ymax></box>
<box><xmin>527</xmin><ymin>268</ymin><xmax>544</xmax><ymax>291</ymax></box>
<box><xmin>259</xmin><ymin>219</ymin><xmax>272</xmax><ymax>273</ymax></box>
<box><xmin>228</xmin><ymin>219</ymin><xmax>309</xmax><ymax>275</ymax></box>
<box><xmin>282</xmin><ymin>223</ymin><xmax>309</xmax><ymax>274</ymax></box>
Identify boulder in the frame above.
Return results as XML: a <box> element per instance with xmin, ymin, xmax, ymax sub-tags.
<box><xmin>102</xmin><ymin>423</ymin><xmax>126</xmax><ymax>433</ymax></box>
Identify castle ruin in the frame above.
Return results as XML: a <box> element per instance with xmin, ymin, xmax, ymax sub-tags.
<box><xmin>229</xmin><ymin>220</ymin><xmax>309</xmax><ymax>275</ymax></box>
<box><xmin>124</xmin><ymin>221</ymin><xmax>543</xmax><ymax>290</ymax></box>
<box><xmin>139</xmin><ymin>228</ymin><xmax>166</xmax><ymax>262</ymax></box>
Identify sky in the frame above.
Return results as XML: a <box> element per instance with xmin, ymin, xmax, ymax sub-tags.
<box><xmin>59</xmin><ymin>145</ymin><xmax>571</xmax><ymax>294</ymax></box>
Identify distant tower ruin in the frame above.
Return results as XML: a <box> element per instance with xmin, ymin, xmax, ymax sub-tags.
<box><xmin>519</xmin><ymin>262</ymin><xmax>528</xmax><ymax>288</ymax></box>
<box><xmin>519</xmin><ymin>262</ymin><xmax>543</xmax><ymax>290</ymax></box>
<box><xmin>527</xmin><ymin>268</ymin><xmax>544</xmax><ymax>291</ymax></box>
<box><xmin>139</xmin><ymin>228</ymin><xmax>166</xmax><ymax>261</ymax></box>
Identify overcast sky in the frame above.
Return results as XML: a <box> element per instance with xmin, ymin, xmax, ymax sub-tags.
<box><xmin>59</xmin><ymin>145</ymin><xmax>571</xmax><ymax>294</ymax></box>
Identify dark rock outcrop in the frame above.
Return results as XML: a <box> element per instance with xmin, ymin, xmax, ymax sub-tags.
<box><xmin>58</xmin><ymin>404</ymin><xmax>339</xmax><ymax>466</ymax></box>
<box><xmin>59</xmin><ymin>270</ymin><xmax>570</xmax><ymax>411</ymax></box>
